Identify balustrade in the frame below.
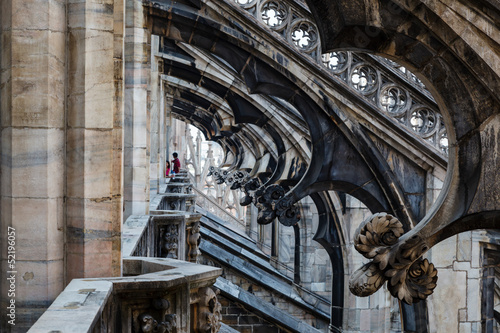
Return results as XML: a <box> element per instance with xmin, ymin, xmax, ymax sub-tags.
<box><xmin>28</xmin><ymin>258</ymin><xmax>221</xmax><ymax>333</ymax></box>
<box><xmin>227</xmin><ymin>0</ymin><xmax>448</xmax><ymax>154</ymax></box>
<box><xmin>30</xmin><ymin>170</ymin><xmax>219</xmax><ymax>332</ymax></box>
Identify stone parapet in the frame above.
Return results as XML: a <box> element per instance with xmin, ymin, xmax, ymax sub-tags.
<box><xmin>29</xmin><ymin>258</ymin><xmax>221</xmax><ymax>333</ymax></box>
<box><xmin>157</xmin><ymin>193</ymin><xmax>197</xmax><ymax>212</ymax></box>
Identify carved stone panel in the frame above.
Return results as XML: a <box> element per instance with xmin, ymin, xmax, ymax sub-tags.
<box><xmin>119</xmin><ymin>293</ymin><xmax>180</xmax><ymax>333</ymax></box>
<box><xmin>191</xmin><ymin>287</ymin><xmax>222</xmax><ymax>333</ymax></box>
<box><xmin>186</xmin><ymin>221</ymin><xmax>201</xmax><ymax>263</ymax></box>
<box><xmin>161</xmin><ymin>224</ymin><xmax>180</xmax><ymax>259</ymax></box>
<box><xmin>154</xmin><ymin>216</ymin><xmax>186</xmax><ymax>260</ymax></box>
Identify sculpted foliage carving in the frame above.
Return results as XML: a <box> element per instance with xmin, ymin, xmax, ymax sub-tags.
<box><xmin>240</xmin><ymin>177</ymin><xmax>261</xmax><ymax>206</ymax></box>
<box><xmin>207</xmin><ymin>166</ymin><xmax>226</xmax><ymax>185</ymax></box>
<box><xmin>349</xmin><ymin>213</ymin><xmax>438</xmax><ymax>304</ymax></box>
<box><xmin>253</xmin><ymin>184</ymin><xmax>300</xmax><ymax>226</ymax></box>
<box><xmin>138</xmin><ymin>313</ymin><xmax>177</xmax><ymax>333</ymax></box>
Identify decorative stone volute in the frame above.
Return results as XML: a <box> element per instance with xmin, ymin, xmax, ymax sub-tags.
<box><xmin>349</xmin><ymin>213</ymin><xmax>438</xmax><ymax>304</ymax></box>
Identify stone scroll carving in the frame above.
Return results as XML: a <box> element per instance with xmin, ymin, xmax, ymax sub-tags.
<box><xmin>349</xmin><ymin>213</ymin><xmax>438</xmax><ymax>304</ymax></box>
<box><xmin>193</xmin><ymin>287</ymin><xmax>222</xmax><ymax>333</ymax></box>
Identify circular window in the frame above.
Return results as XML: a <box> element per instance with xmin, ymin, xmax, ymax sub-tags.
<box><xmin>261</xmin><ymin>1</ymin><xmax>288</xmax><ymax>28</ymax></box>
<box><xmin>410</xmin><ymin>107</ymin><xmax>437</xmax><ymax>136</ymax></box>
<box><xmin>350</xmin><ymin>64</ymin><xmax>378</xmax><ymax>94</ymax></box>
<box><xmin>322</xmin><ymin>51</ymin><xmax>350</xmax><ymax>74</ymax></box>
<box><xmin>379</xmin><ymin>85</ymin><xmax>409</xmax><ymax>116</ymax></box>
<box><xmin>290</xmin><ymin>21</ymin><xmax>318</xmax><ymax>51</ymax></box>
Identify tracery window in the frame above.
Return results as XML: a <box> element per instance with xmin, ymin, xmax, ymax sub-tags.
<box><xmin>231</xmin><ymin>0</ymin><xmax>449</xmax><ymax>155</ymax></box>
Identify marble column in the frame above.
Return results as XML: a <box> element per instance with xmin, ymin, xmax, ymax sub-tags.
<box><xmin>149</xmin><ymin>35</ymin><xmax>161</xmax><ymax>194</ymax></box>
<box><xmin>65</xmin><ymin>0</ymin><xmax>123</xmax><ymax>281</ymax></box>
<box><xmin>124</xmin><ymin>0</ymin><xmax>151</xmax><ymax>218</ymax></box>
<box><xmin>1</xmin><ymin>0</ymin><xmax>66</xmax><ymax>329</ymax></box>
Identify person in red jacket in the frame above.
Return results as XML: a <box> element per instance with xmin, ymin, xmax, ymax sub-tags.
<box><xmin>171</xmin><ymin>152</ymin><xmax>181</xmax><ymax>175</ymax></box>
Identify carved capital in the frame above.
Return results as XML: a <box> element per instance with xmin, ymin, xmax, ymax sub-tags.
<box><xmin>350</xmin><ymin>213</ymin><xmax>438</xmax><ymax>304</ymax></box>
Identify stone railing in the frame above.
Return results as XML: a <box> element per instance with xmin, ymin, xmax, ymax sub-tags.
<box><xmin>223</xmin><ymin>0</ymin><xmax>448</xmax><ymax>155</ymax></box>
<box><xmin>30</xmin><ymin>170</ymin><xmax>223</xmax><ymax>333</ymax></box>
<box><xmin>165</xmin><ymin>181</ymin><xmax>193</xmax><ymax>194</ymax></box>
<box><xmin>127</xmin><ymin>211</ymin><xmax>202</xmax><ymax>263</ymax></box>
<box><xmin>28</xmin><ymin>258</ymin><xmax>222</xmax><ymax>333</ymax></box>
<box><xmin>191</xmin><ymin>186</ymin><xmax>247</xmax><ymax>231</ymax></box>
<box><xmin>156</xmin><ymin>192</ymin><xmax>197</xmax><ymax>212</ymax></box>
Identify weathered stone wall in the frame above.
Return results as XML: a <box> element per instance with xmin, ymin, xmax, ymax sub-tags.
<box><xmin>218</xmin><ymin>294</ymin><xmax>292</xmax><ymax>333</ymax></box>
<box><xmin>1</xmin><ymin>1</ymin><xmax>67</xmax><ymax>329</ymax></box>
<box><xmin>426</xmin><ymin>231</ymin><xmax>500</xmax><ymax>333</ymax></box>
<box><xmin>65</xmin><ymin>0</ymin><xmax>123</xmax><ymax>283</ymax></box>
<box><xmin>1</xmin><ymin>0</ymin><xmax>124</xmax><ymax>330</ymax></box>
<box><xmin>210</xmin><ymin>263</ymin><xmax>328</xmax><ymax>330</ymax></box>
<box><xmin>340</xmin><ymin>195</ymin><xmax>401</xmax><ymax>333</ymax></box>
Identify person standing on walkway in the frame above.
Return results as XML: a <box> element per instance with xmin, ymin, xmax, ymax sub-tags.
<box><xmin>172</xmin><ymin>152</ymin><xmax>181</xmax><ymax>176</ymax></box>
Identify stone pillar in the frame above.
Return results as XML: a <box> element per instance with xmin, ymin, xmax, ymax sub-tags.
<box><xmin>124</xmin><ymin>0</ymin><xmax>150</xmax><ymax>218</ymax></box>
<box><xmin>1</xmin><ymin>0</ymin><xmax>66</xmax><ymax>329</ymax></box>
<box><xmin>65</xmin><ymin>0</ymin><xmax>123</xmax><ymax>281</ymax></box>
<box><xmin>149</xmin><ymin>35</ymin><xmax>161</xmax><ymax>193</ymax></box>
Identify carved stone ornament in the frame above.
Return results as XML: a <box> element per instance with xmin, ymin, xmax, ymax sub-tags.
<box><xmin>275</xmin><ymin>196</ymin><xmax>301</xmax><ymax>227</ymax></box>
<box><xmin>207</xmin><ymin>166</ymin><xmax>227</xmax><ymax>185</ymax></box>
<box><xmin>254</xmin><ymin>184</ymin><xmax>301</xmax><ymax>226</ymax></box>
<box><xmin>255</xmin><ymin>184</ymin><xmax>285</xmax><ymax>224</ymax></box>
<box><xmin>163</xmin><ymin>224</ymin><xmax>179</xmax><ymax>259</ymax></box>
<box><xmin>239</xmin><ymin>178</ymin><xmax>261</xmax><ymax>206</ymax></box>
<box><xmin>167</xmin><ymin>186</ymin><xmax>183</xmax><ymax>194</ymax></box>
<box><xmin>138</xmin><ymin>313</ymin><xmax>177</xmax><ymax>333</ymax></box>
<box><xmin>226</xmin><ymin>170</ymin><xmax>250</xmax><ymax>190</ymax></box>
<box><xmin>349</xmin><ymin>213</ymin><xmax>438</xmax><ymax>304</ymax></box>
<box><xmin>195</xmin><ymin>287</ymin><xmax>222</xmax><ymax>333</ymax></box>
<box><xmin>187</xmin><ymin>221</ymin><xmax>201</xmax><ymax>263</ymax></box>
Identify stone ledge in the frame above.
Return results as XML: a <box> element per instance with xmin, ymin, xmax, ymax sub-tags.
<box><xmin>29</xmin><ymin>257</ymin><xmax>222</xmax><ymax>332</ymax></box>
